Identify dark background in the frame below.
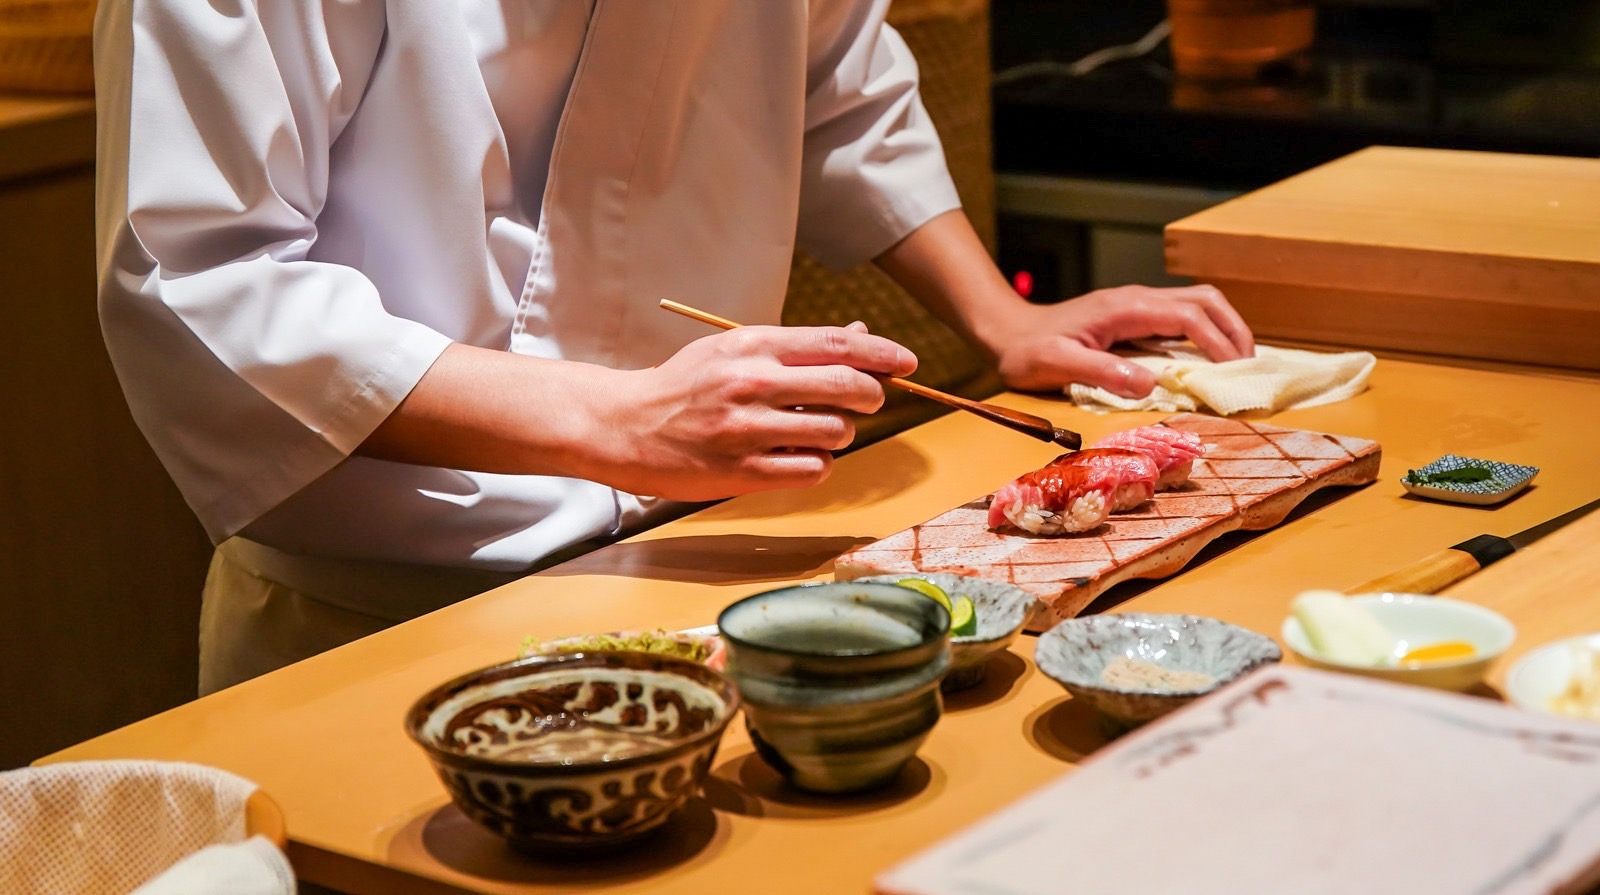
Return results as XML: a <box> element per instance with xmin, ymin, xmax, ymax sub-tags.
<box><xmin>989</xmin><ymin>0</ymin><xmax>1600</xmax><ymax>298</ymax></box>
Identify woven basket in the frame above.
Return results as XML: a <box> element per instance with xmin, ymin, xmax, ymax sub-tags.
<box><xmin>0</xmin><ymin>0</ymin><xmax>96</xmax><ymax>94</ymax></box>
<box><xmin>784</xmin><ymin>0</ymin><xmax>1001</xmax><ymax>447</ymax></box>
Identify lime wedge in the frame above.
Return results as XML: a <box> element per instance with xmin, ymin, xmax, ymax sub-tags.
<box><xmin>950</xmin><ymin>596</ymin><xmax>978</xmax><ymax>637</ymax></box>
<box><xmin>894</xmin><ymin>578</ymin><xmax>952</xmax><ymax>615</ymax></box>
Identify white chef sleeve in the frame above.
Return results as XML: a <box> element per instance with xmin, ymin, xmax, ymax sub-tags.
<box><xmin>796</xmin><ymin>0</ymin><xmax>964</xmax><ymax>270</ymax></box>
<box><xmin>94</xmin><ymin>0</ymin><xmax>453</xmax><ymax>542</ymax></box>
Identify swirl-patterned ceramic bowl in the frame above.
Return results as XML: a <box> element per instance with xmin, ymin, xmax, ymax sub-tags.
<box><xmin>852</xmin><ymin>573</ymin><xmax>1037</xmax><ymax>692</ymax></box>
<box><xmin>405</xmin><ymin>651</ymin><xmax>739</xmax><ymax>852</ymax></box>
<box><xmin>719</xmin><ymin>582</ymin><xmax>950</xmax><ymax>794</ymax></box>
<box><xmin>1036</xmin><ymin>613</ymin><xmax>1281</xmax><ymax>728</ymax></box>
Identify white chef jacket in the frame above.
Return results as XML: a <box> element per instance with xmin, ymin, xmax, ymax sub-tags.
<box><xmin>94</xmin><ymin>0</ymin><xmax>961</xmax><ymax>574</ymax></box>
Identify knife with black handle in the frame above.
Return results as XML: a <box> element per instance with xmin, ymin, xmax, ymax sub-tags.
<box><xmin>1349</xmin><ymin>497</ymin><xmax>1600</xmax><ymax>595</ymax></box>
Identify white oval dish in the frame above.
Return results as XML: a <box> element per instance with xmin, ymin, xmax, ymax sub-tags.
<box><xmin>1505</xmin><ymin>633</ymin><xmax>1600</xmax><ymax>720</ymax></box>
<box><xmin>1281</xmin><ymin>592</ymin><xmax>1515</xmax><ymax>691</ymax></box>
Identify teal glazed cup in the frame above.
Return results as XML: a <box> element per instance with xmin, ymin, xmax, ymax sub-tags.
<box><xmin>717</xmin><ymin>582</ymin><xmax>951</xmax><ymax>794</ymax></box>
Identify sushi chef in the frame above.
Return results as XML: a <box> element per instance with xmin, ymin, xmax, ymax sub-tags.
<box><xmin>95</xmin><ymin>1</ymin><xmax>1255</xmax><ymax>692</ymax></box>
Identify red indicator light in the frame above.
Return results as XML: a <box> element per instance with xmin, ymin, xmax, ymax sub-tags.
<box><xmin>1012</xmin><ymin>270</ymin><xmax>1034</xmax><ymax>299</ymax></box>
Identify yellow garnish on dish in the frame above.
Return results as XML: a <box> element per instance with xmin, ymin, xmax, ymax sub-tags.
<box><xmin>949</xmin><ymin>596</ymin><xmax>978</xmax><ymax>638</ymax></box>
<box><xmin>1398</xmin><ymin>640</ymin><xmax>1476</xmax><ymax>665</ymax></box>
<box><xmin>894</xmin><ymin>578</ymin><xmax>953</xmax><ymax>614</ymax></box>
<box><xmin>894</xmin><ymin>578</ymin><xmax>980</xmax><ymax>637</ymax></box>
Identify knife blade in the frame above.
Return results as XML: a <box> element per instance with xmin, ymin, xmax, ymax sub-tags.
<box><xmin>1348</xmin><ymin>496</ymin><xmax>1600</xmax><ymax>596</ymax></box>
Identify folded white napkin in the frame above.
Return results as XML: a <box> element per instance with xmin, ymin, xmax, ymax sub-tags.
<box><xmin>130</xmin><ymin>835</ymin><xmax>295</xmax><ymax>895</ymax></box>
<box><xmin>1069</xmin><ymin>341</ymin><xmax>1376</xmax><ymax>416</ymax></box>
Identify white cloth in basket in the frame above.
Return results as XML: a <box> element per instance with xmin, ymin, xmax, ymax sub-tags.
<box><xmin>0</xmin><ymin>760</ymin><xmax>294</xmax><ymax>895</ymax></box>
<box><xmin>1069</xmin><ymin>340</ymin><xmax>1376</xmax><ymax>416</ymax></box>
<box><xmin>130</xmin><ymin>836</ymin><xmax>293</xmax><ymax>895</ymax></box>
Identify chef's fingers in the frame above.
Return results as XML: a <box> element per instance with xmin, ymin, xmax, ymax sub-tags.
<box><xmin>732</xmin><ymin>324</ymin><xmax>917</xmax><ymax>378</ymax></box>
<box><xmin>1120</xmin><ymin>289</ymin><xmax>1247</xmax><ymax>364</ymax></box>
<box><xmin>1167</xmin><ymin>284</ymin><xmax>1254</xmax><ymax>358</ymax></box>
<box><xmin>741</xmin><ymin>448</ymin><xmax>835</xmax><ymax>488</ymax></box>
<box><xmin>757</xmin><ymin>365</ymin><xmax>887</xmax><ymax>415</ymax></box>
<box><xmin>1053</xmin><ymin>342</ymin><xmax>1159</xmax><ymax>399</ymax></box>
<box><xmin>766</xmin><ymin>408</ymin><xmax>857</xmax><ymax>452</ymax></box>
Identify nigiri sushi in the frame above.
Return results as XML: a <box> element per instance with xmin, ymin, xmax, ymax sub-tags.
<box><xmin>1090</xmin><ymin>425</ymin><xmax>1206</xmax><ymax>489</ymax></box>
<box><xmin>1048</xmin><ymin>448</ymin><xmax>1159</xmax><ymax>512</ymax></box>
<box><xmin>988</xmin><ymin>463</ymin><xmax>1115</xmax><ymax>535</ymax></box>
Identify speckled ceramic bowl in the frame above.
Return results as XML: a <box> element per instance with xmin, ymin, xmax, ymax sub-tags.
<box><xmin>853</xmin><ymin>573</ymin><xmax>1037</xmax><ymax>692</ymax></box>
<box><xmin>1036</xmin><ymin>613</ymin><xmax>1282</xmax><ymax>727</ymax></box>
<box><xmin>405</xmin><ymin>651</ymin><xmax>738</xmax><ymax>852</ymax></box>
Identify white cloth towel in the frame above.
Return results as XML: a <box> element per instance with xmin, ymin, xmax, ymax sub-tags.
<box><xmin>1069</xmin><ymin>341</ymin><xmax>1376</xmax><ymax>416</ymax></box>
<box><xmin>131</xmin><ymin>835</ymin><xmax>295</xmax><ymax>895</ymax></box>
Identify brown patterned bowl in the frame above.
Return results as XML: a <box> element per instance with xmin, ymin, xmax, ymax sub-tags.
<box><xmin>405</xmin><ymin>651</ymin><xmax>739</xmax><ymax>852</ymax></box>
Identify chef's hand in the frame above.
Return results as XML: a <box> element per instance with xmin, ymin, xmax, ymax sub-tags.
<box><xmin>987</xmin><ymin>284</ymin><xmax>1255</xmax><ymax>397</ymax></box>
<box><xmin>357</xmin><ymin>323</ymin><xmax>911</xmax><ymax>497</ymax></box>
<box><xmin>873</xmin><ymin>211</ymin><xmax>1255</xmax><ymax>401</ymax></box>
<box><xmin>603</xmin><ymin>322</ymin><xmax>916</xmax><ymax>501</ymax></box>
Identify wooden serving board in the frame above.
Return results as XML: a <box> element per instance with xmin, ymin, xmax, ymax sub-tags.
<box><xmin>834</xmin><ymin>414</ymin><xmax>1381</xmax><ymax>630</ymax></box>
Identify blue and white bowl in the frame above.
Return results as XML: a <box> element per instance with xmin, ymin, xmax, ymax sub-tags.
<box><xmin>406</xmin><ymin>651</ymin><xmax>738</xmax><ymax>851</ymax></box>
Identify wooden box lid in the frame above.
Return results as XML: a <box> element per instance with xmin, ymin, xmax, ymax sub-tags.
<box><xmin>1164</xmin><ymin>146</ymin><xmax>1600</xmax><ymax>371</ymax></box>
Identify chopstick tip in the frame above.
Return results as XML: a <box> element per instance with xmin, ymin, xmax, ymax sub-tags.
<box><xmin>1052</xmin><ymin>428</ymin><xmax>1083</xmax><ymax>451</ymax></box>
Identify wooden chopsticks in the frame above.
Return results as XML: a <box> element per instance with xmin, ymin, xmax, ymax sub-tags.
<box><xmin>659</xmin><ymin>299</ymin><xmax>1082</xmax><ymax>450</ymax></box>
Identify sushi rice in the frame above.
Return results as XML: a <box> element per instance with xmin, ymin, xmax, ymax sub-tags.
<box><xmin>988</xmin><ymin>470</ymin><xmax>1114</xmax><ymax>535</ymax></box>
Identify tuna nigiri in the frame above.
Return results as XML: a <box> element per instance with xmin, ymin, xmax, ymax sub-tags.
<box><xmin>1090</xmin><ymin>425</ymin><xmax>1206</xmax><ymax>489</ymax></box>
<box><xmin>988</xmin><ymin>463</ymin><xmax>1115</xmax><ymax>535</ymax></box>
<box><xmin>1048</xmin><ymin>448</ymin><xmax>1159</xmax><ymax>512</ymax></box>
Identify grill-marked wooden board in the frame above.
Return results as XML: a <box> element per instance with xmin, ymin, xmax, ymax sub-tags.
<box><xmin>834</xmin><ymin>414</ymin><xmax>1381</xmax><ymax>630</ymax></box>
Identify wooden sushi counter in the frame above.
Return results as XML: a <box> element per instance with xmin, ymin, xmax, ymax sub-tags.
<box><xmin>39</xmin><ymin>351</ymin><xmax>1600</xmax><ymax>894</ymax></box>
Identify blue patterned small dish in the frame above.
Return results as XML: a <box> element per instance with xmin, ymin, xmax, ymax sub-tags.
<box><xmin>1401</xmin><ymin>455</ymin><xmax>1539</xmax><ymax>506</ymax></box>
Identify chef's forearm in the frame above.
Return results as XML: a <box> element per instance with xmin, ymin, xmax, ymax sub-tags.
<box><xmin>356</xmin><ymin>343</ymin><xmax>618</xmax><ymax>479</ymax></box>
<box><xmin>872</xmin><ymin>209</ymin><xmax>1032</xmax><ymax>360</ymax></box>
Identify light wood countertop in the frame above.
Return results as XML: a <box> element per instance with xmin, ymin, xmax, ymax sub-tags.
<box><xmin>40</xmin><ymin>353</ymin><xmax>1600</xmax><ymax>893</ymax></box>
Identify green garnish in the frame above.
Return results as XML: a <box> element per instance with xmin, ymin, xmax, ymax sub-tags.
<box><xmin>520</xmin><ymin>629</ymin><xmax>712</xmax><ymax>661</ymax></box>
<box><xmin>895</xmin><ymin>578</ymin><xmax>983</xmax><ymax>637</ymax></box>
<box><xmin>949</xmin><ymin>596</ymin><xmax>978</xmax><ymax>637</ymax></box>
<box><xmin>1408</xmin><ymin>466</ymin><xmax>1494</xmax><ymax>485</ymax></box>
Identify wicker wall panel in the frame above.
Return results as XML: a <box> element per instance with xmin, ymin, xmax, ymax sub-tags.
<box><xmin>783</xmin><ymin>0</ymin><xmax>1003</xmax><ymax>448</ymax></box>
